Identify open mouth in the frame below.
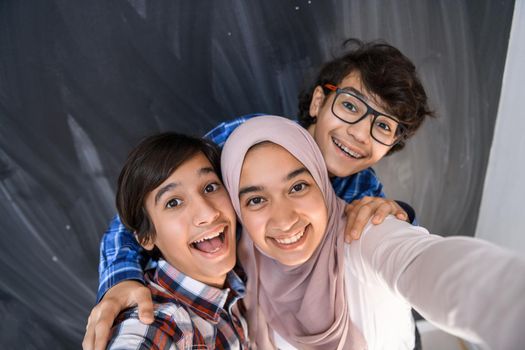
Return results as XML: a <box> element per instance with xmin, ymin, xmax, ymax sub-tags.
<box><xmin>332</xmin><ymin>137</ymin><xmax>364</xmax><ymax>159</ymax></box>
<box><xmin>190</xmin><ymin>227</ymin><xmax>227</xmax><ymax>255</ymax></box>
<box><xmin>269</xmin><ymin>225</ymin><xmax>309</xmax><ymax>249</ymax></box>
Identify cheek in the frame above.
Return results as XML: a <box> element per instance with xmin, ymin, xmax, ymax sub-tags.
<box><xmin>313</xmin><ymin>113</ymin><xmax>340</xmax><ymax>144</ymax></box>
<box><xmin>305</xmin><ymin>194</ymin><xmax>328</xmax><ymax>228</ymax></box>
<box><xmin>240</xmin><ymin>210</ymin><xmax>268</xmax><ymax>242</ymax></box>
<box><xmin>153</xmin><ymin>226</ymin><xmax>185</xmax><ymax>254</ymax></box>
<box><xmin>153</xmin><ymin>212</ymin><xmax>186</xmax><ymax>240</ymax></box>
<box><xmin>314</xmin><ymin>113</ymin><xmax>329</xmax><ymax>134</ymax></box>
<box><xmin>371</xmin><ymin>144</ymin><xmax>391</xmax><ymax>161</ymax></box>
<box><xmin>216</xmin><ymin>193</ymin><xmax>235</xmax><ymax>216</ymax></box>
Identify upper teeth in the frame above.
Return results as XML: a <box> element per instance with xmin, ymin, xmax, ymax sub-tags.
<box><xmin>192</xmin><ymin>230</ymin><xmax>223</xmax><ymax>244</ymax></box>
<box><xmin>333</xmin><ymin>138</ymin><xmax>362</xmax><ymax>158</ymax></box>
<box><xmin>274</xmin><ymin>229</ymin><xmax>305</xmax><ymax>245</ymax></box>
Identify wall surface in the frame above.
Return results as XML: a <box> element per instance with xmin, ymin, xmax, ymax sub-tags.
<box><xmin>0</xmin><ymin>0</ymin><xmax>514</xmax><ymax>347</ymax></box>
<box><xmin>476</xmin><ymin>1</ymin><xmax>525</xmax><ymax>254</ymax></box>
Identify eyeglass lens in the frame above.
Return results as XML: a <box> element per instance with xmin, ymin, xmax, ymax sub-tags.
<box><xmin>333</xmin><ymin>92</ymin><xmax>402</xmax><ymax>145</ymax></box>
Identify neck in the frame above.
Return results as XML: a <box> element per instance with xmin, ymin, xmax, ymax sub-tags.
<box><xmin>204</xmin><ymin>275</ymin><xmax>227</xmax><ymax>289</ymax></box>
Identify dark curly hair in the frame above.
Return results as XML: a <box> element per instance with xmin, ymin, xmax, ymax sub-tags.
<box><xmin>298</xmin><ymin>38</ymin><xmax>434</xmax><ymax>154</ymax></box>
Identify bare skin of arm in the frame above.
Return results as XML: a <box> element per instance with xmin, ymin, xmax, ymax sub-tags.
<box><xmin>82</xmin><ymin>280</ymin><xmax>154</xmax><ymax>350</ymax></box>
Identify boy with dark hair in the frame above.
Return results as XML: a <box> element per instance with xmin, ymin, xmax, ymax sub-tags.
<box><xmin>297</xmin><ymin>38</ymin><xmax>432</xmax><ymax>155</ymax></box>
<box><xmin>105</xmin><ymin>133</ymin><xmax>248</xmax><ymax>349</ymax></box>
<box><xmin>84</xmin><ymin>38</ymin><xmax>434</xmax><ymax>350</ymax></box>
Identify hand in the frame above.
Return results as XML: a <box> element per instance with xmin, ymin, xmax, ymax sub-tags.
<box><xmin>344</xmin><ymin>196</ymin><xmax>408</xmax><ymax>243</ymax></box>
<box><xmin>82</xmin><ymin>280</ymin><xmax>154</xmax><ymax>350</ymax></box>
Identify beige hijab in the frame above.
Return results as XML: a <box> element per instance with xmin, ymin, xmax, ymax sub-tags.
<box><xmin>221</xmin><ymin>115</ymin><xmax>366</xmax><ymax>349</ymax></box>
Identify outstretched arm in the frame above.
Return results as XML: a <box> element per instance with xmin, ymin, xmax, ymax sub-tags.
<box><xmin>358</xmin><ymin>217</ymin><xmax>525</xmax><ymax>350</ymax></box>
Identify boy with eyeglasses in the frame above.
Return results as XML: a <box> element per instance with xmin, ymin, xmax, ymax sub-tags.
<box><xmin>83</xmin><ymin>38</ymin><xmax>434</xmax><ymax>350</ymax></box>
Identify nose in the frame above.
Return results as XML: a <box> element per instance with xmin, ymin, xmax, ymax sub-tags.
<box><xmin>346</xmin><ymin>114</ymin><xmax>372</xmax><ymax>144</ymax></box>
<box><xmin>192</xmin><ymin>195</ymin><xmax>220</xmax><ymax>226</ymax></box>
<box><xmin>268</xmin><ymin>198</ymin><xmax>299</xmax><ymax>234</ymax></box>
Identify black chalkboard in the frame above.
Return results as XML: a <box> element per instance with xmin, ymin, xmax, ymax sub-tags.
<box><xmin>0</xmin><ymin>0</ymin><xmax>514</xmax><ymax>347</ymax></box>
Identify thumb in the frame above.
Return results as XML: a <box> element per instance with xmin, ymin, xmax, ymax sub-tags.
<box><xmin>135</xmin><ymin>288</ymin><xmax>155</xmax><ymax>324</ymax></box>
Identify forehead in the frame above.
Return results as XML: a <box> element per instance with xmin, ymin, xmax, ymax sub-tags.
<box><xmin>156</xmin><ymin>152</ymin><xmax>215</xmax><ymax>189</ymax></box>
<box><xmin>240</xmin><ymin>143</ymin><xmax>307</xmax><ymax>185</ymax></box>
<box><xmin>339</xmin><ymin>71</ymin><xmax>390</xmax><ymax>113</ymax></box>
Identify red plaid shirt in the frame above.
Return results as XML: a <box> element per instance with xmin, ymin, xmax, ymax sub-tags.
<box><xmin>107</xmin><ymin>260</ymin><xmax>249</xmax><ymax>349</ymax></box>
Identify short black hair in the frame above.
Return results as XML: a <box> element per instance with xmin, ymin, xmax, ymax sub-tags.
<box><xmin>116</xmin><ymin>133</ymin><xmax>221</xmax><ymax>256</ymax></box>
<box><xmin>298</xmin><ymin>38</ymin><xmax>435</xmax><ymax>154</ymax></box>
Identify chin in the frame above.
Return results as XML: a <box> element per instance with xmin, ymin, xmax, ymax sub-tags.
<box><xmin>278</xmin><ymin>252</ymin><xmax>312</xmax><ymax>267</ymax></box>
<box><xmin>215</xmin><ymin>255</ymin><xmax>236</xmax><ymax>272</ymax></box>
<box><xmin>326</xmin><ymin>163</ymin><xmax>354</xmax><ymax>177</ymax></box>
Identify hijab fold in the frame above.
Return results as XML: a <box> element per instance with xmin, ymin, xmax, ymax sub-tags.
<box><xmin>221</xmin><ymin>116</ymin><xmax>366</xmax><ymax>349</ymax></box>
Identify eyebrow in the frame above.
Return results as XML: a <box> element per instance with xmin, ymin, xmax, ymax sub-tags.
<box><xmin>341</xmin><ymin>87</ymin><xmax>393</xmax><ymax>116</ymax></box>
<box><xmin>238</xmin><ymin>167</ymin><xmax>309</xmax><ymax>198</ymax></box>
<box><xmin>285</xmin><ymin>167</ymin><xmax>309</xmax><ymax>181</ymax></box>
<box><xmin>155</xmin><ymin>183</ymin><xmax>179</xmax><ymax>205</ymax></box>
<box><xmin>238</xmin><ymin>185</ymin><xmax>263</xmax><ymax>198</ymax></box>
<box><xmin>343</xmin><ymin>87</ymin><xmax>369</xmax><ymax>102</ymax></box>
<box><xmin>154</xmin><ymin>166</ymin><xmax>216</xmax><ymax>204</ymax></box>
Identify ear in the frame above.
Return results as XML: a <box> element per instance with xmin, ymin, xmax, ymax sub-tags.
<box><xmin>309</xmin><ymin>85</ymin><xmax>326</xmax><ymax>117</ymax></box>
<box><xmin>135</xmin><ymin>232</ymin><xmax>155</xmax><ymax>250</ymax></box>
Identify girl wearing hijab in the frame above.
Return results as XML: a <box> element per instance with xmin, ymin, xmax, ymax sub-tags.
<box><xmin>221</xmin><ymin>115</ymin><xmax>525</xmax><ymax>350</ymax></box>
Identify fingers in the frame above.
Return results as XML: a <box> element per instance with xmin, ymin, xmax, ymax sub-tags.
<box><xmin>344</xmin><ymin>197</ymin><xmax>409</xmax><ymax>243</ymax></box>
<box><xmin>134</xmin><ymin>287</ymin><xmax>155</xmax><ymax>324</ymax></box>
<box><xmin>82</xmin><ymin>301</ymin><xmax>120</xmax><ymax>350</ymax></box>
<box><xmin>344</xmin><ymin>199</ymin><xmax>374</xmax><ymax>242</ymax></box>
<box><xmin>83</xmin><ymin>280</ymin><xmax>154</xmax><ymax>350</ymax></box>
<box><xmin>349</xmin><ymin>203</ymin><xmax>374</xmax><ymax>241</ymax></box>
<box><xmin>371</xmin><ymin>202</ymin><xmax>397</xmax><ymax>224</ymax></box>
<box><xmin>82</xmin><ymin>313</ymin><xmax>96</xmax><ymax>350</ymax></box>
<box><xmin>93</xmin><ymin>313</ymin><xmax>115</xmax><ymax>350</ymax></box>
<box><xmin>344</xmin><ymin>202</ymin><xmax>357</xmax><ymax>243</ymax></box>
<box><xmin>393</xmin><ymin>203</ymin><xmax>409</xmax><ymax>222</ymax></box>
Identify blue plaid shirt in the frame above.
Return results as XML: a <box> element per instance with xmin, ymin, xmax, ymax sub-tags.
<box><xmin>97</xmin><ymin>114</ymin><xmax>385</xmax><ymax>301</ymax></box>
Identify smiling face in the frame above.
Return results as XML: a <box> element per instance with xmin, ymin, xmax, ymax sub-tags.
<box><xmin>143</xmin><ymin>152</ymin><xmax>237</xmax><ymax>288</ymax></box>
<box><xmin>308</xmin><ymin>70</ymin><xmax>394</xmax><ymax>177</ymax></box>
<box><xmin>238</xmin><ymin>142</ymin><xmax>328</xmax><ymax>266</ymax></box>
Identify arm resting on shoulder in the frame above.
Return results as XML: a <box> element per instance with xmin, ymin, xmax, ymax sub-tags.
<box><xmin>98</xmin><ymin>215</ymin><xmax>146</xmax><ymax>302</ymax></box>
<box><xmin>395</xmin><ymin>200</ymin><xmax>416</xmax><ymax>224</ymax></box>
<box><xmin>106</xmin><ymin>312</ymin><xmax>176</xmax><ymax>350</ymax></box>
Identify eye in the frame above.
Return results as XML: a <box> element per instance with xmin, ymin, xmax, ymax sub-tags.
<box><xmin>342</xmin><ymin>101</ymin><xmax>358</xmax><ymax>113</ymax></box>
<box><xmin>374</xmin><ymin>117</ymin><xmax>397</xmax><ymax>135</ymax></box>
<box><xmin>290</xmin><ymin>182</ymin><xmax>309</xmax><ymax>193</ymax></box>
<box><xmin>376</xmin><ymin>121</ymin><xmax>391</xmax><ymax>131</ymax></box>
<box><xmin>166</xmin><ymin>198</ymin><xmax>183</xmax><ymax>209</ymax></box>
<box><xmin>204</xmin><ymin>182</ymin><xmax>220</xmax><ymax>193</ymax></box>
<box><xmin>246</xmin><ymin>196</ymin><xmax>266</xmax><ymax>207</ymax></box>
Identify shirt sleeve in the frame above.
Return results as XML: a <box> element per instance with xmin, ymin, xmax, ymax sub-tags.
<box><xmin>97</xmin><ymin>215</ymin><xmax>146</xmax><ymax>302</ymax></box>
<box><xmin>204</xmin><ymin>113</ymin><xmax>264</xmax><ymax>147</ymax></box>
<box><xmin>331</xmin><ymin>167</ymin><xmax>385</xmax><ymax>203</ymax></box>
<box><xmin>353</xmin><ymin>216</ymin><xmax>525</xmax><ymax>350</ymax></box>
<box><xmin>332</xmin><ymin>168</ymin><xmax>419</xmax><ymax>225</ymax></box>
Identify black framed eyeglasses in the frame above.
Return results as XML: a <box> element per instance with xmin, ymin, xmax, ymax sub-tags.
<box><xmin>324</xmin><ymin>84</ymin><xmax>407</xmax><ymax>146</ymax></box>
